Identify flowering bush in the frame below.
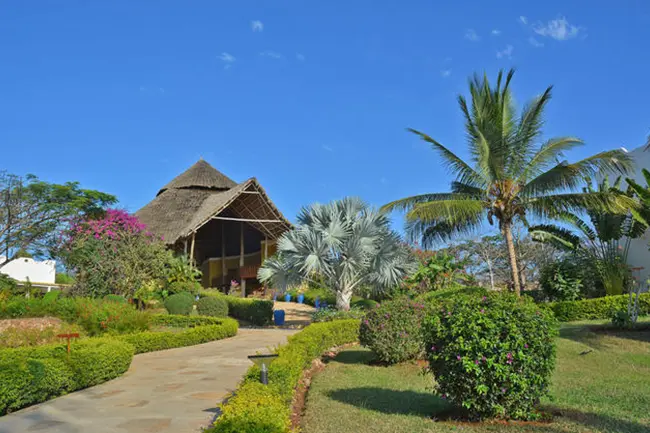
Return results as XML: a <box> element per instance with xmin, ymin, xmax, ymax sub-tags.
<box><xmin>423</xmin><ymin>293</ymin><xmax>558</xmax><ymax>420</ymax></box>
<box><xmin>60</xmin><ymin>209</ymin><xmax>170</xmax><ymax>298</ymax></box>
<box><xmin>359</xmin><ymin>297</ymin><xmax>431</xmax><ymax>364</ymax></box>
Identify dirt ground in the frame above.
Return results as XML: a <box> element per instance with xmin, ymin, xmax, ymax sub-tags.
<box><xmin>273</xmin><ymin>301</ymin><xmax>316</xmax><ymax>328</ymax></box>
<box><xmin>0</xmin><ymin>316</ymin><xmax>62</xmax><ymax>333</ymax></box>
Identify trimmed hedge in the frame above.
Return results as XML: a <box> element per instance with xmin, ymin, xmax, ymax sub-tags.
<box><xmin>0</xmin><ymin>338</ymin><xmax>134</xmax><ymax>415</ymax></box>
<box><xmin>149</xmin><ymin>314</ymin><xmax>226</xmax><ymax>327</ymax></box>
<box><xmin>197</xmin><ymin>296</ymin><xmax>229</xmax><ymax>317</ymax></box>
<box><xmin>119</xmin><ymin>317</ymin><xmax>239</xmax><ymax>354</ymax></box>
<box><xmin>207</xmin><ymin>319</ymin><xmax>360</xmax><ymax>433</ymax></box>
<box><xmin>200</xmin><ymin>291</ymin><xmax>273</xmax><ymax>326</ymax></box>
<box><xmin>164</xmin><ymin>292</ymin><xmax>194</xmax><ymax>316</ymax></box>
<box><xmin>548</xmin><ymin>293</ymin><xmax>650</xmax><ymax>322</ymax></box>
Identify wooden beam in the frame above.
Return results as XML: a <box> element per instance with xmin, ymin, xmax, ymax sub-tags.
<box><xmin>183</xmin><ymin>239</ymin><xmax>188</xmax><ymax>255</ymax></box>
<box><xmin>189</xmin><ymin>232</ymin><xmax>196</xmax><ymax>263</ymax></box>
<box><xmin>240</xmin><ymin>221</ymin><xmax>246</xmax><ymax>298</ymax></box>
<box><xmin>221</xmin><ymin>223</ymin><xmax>226</xmax><ymax>286</ymax></box>
<box><xmin>241</xmin><ymin>191</ymin><xmax>261</xmax><ymax>194</ymax></box>
<box><xmin>212</xmin><ymin>216</ymin><xmax>284</xmax><ymax>223</ymax></box>
<box><xmin>264</xmin><ymin>236</ymin><xmax>268</xmax><ymax>260</ymax></box>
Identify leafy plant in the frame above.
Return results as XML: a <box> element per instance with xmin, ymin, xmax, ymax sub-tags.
<box><xmin>539</xmin><ymin>260</ymin><xmax>583</xmax><ymax>301</ymax></box>
<box><xmin>196</xmin><ymin>296</ymin><xmax>228</xmax><ymax>317</ymax></box>
<box><xmin>423</xmin><ymin>293</ymin><xmax>558</xmax><ymax>420</ymax></box>
<box><xmin>359</xmin><ymin>297</ymin><xmax>430</xmax><ymax>364</ymax></box>
<box><xmin>258</xmin><ymin>197</ymin><xmax>415</xmax><ymax>310</ymax></box>
<box><xmin>311</xmin><ymin>307</ymin><xmax>366</xmax><ymax>323</ymax></box>
<box><xmin>166</xmin><ymin>254</ymin><xmax>202</xmax><ymax>286</ymax></box>
<box><xmin>404</xmin><ymin>251</ymin><xmax>469</xmax><ymax>294</ymax></box>
<box><xmin>164</xmin><ymin>292</ymin><xmax>194</xmax><ymax>316</ymax></box>
<box><xmin>382</xmin><ymin>69</ymin><xmax>633</xmax><ymax>296</ymax></box>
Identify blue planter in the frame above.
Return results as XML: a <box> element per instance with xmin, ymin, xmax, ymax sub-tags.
<box><xmin>314</xmin><ymin>297</ymin><xmax>320</xmax><ymax>308</ymax></box>
<box><xmin>297</xmin><ymin>294</ymin><xmax>305</xmax><ymax>304</ymax></box>
<box><xmin>284</xmin><ymin>294</ymin><xmax>292</xmax><ymax>302</ymax></box>
<box><xmin>274</xmin><ymin>310</ymin><xmax>286</xmax><ymax>326</ymax></box>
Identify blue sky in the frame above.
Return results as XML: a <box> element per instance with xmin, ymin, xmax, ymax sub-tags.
<box><xmin>2</xmin><ymin>1</ymin><xmax>649</xmax><ymax>225</ymax></box>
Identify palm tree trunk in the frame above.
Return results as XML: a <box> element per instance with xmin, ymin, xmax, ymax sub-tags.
<box><xmin>336</xmin><ymin>286</ymin><xmax>353</xmax><ymax>311</ymax></box>
<box><xmin>503</xmin><ymin>223</ymin><xmax>521</xmax><ymax>296</ymax></box>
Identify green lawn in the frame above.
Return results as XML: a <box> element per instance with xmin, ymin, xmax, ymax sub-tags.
<box><xmin>301</xmin><ymin>323</ymin><xmax>650</xmax><ymax>433</ymax></box>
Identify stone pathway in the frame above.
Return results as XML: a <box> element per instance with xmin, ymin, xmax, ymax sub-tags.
<box><xmin>0</xmin><ymin>329</ymin><xmax>296</xmax><ymax>433</ymax></box>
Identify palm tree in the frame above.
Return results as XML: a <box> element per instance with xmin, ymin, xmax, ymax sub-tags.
<box><xmin>382</xmin><ymin>69</ymin><xmax>634</xmax><ymax>296</ymax></box>
<box><xmin>258</xmin><ymin>197</ymin><xmax>415</xmax><ymax>310</ymax></box>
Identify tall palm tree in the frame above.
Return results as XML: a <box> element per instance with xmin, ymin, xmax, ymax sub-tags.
<box><xmin>382</xmin><ymin>69</ymin><xmax>634</xmax><ymax>296</ymax></box>
<box><xmin>258</xmin><ymin>197</ymin><xmax>415</xmax><ymax>310</ymax></box>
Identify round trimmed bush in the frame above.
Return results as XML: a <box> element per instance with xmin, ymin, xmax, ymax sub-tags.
<box><xmin>359</xmin><ymin>297</ymin><xmax>431</xmax><ymax>364</ymax></box>
<box><xmin>196</xmin><ymin>296</ymin><xmax>228</xmax><ymax>317</ymax></box>
<box><xmin>164</xmin><ymin>292</ymin><xmax>194</xmax><ymax>316</ymax></box>
<box><xmin>423</xmin><ymin>293</ymin><xmax>558</xmax><ymax>420</ymax></box>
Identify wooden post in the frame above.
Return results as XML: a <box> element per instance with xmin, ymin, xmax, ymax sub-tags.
<box><xmin>189</xmin><ymin>232</ymin><xmax>196</xmax><ymax>264</ymax></box>
<box><xmin>184</xmin><ymin>239</ymin><xmax>188</xmax><ymax>255</ymax></box>
<box><xmin>264</xmin><ymin>236</ymin><xmax>268</xmax><ymax>260</ymax></box>
<box><xmin>240</xmin><ymin>222</ymin><xmax>246</xmax><ymax>298</ymax></box>
<box><xmin>221</xmin><ymin>223</ymin><xmax>226</xmax><ymax>286</ymax></box>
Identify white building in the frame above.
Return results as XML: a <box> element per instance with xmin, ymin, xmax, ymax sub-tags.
<box><xmin>622</xmin><ymin>145</ymin><xmax>650</xmax><ymax>285</ymax></box>
<box><xmin>0</xmin><ymin>256</ymin><xmax>56</xmax><ymax>284</ymax></box>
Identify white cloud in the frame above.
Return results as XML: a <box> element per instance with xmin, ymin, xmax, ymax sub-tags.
<box><xmin>464</xmin><ymin>29</ymin><xmax>480</xmax><ymax>42</ymax></box>
<box><xmin>491</xmin><ymin>29</ymin><xmax>501</xmax><ymax>35</ymax></box>
<box><xmin>218</xmin><ymin>52</ymin><xmax>236</xmax><ymax>63</ymax></box>
<box><xmin>528</xmin><ymin>37</ymin><xmax>544</xmax><ymax>47</ymax></box>
<box><xmin>296</xmin><ymin>53</ymin><xmax>305</xmax><ymax>61</ymax></box>
<box><xmin>322</xmin><ymin>145</ymin><xmax>333</xmax><ymax>152</ymax></box>
<box><xmin>251</xmin><ymin>20</ymin><xmax>264</xmax><ymax>32</ymax></box>
<box><xmin>496</xmin><ymin>45</ymin><xmax>514</xmax><ymax>59</ymax></box>
<box><xmin>259</xmin><ymin>50</ymin><xmax>283</xmax><ymax>59</ymax></box>
<box><xmin>441</xmin><ymin>69</ymin><xmax>452</xmax><ymax>77</ymax></box>
<box><xmin>533</xmin><ymin>17</ymin><xmax>582</xmax><ymax>40</ymax></box>
<box><xmin>519</xmin><ymin>16</ymin><xmax>528</xmax><ymax>24</ymax></box>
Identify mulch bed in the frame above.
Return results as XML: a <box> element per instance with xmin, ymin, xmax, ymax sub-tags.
<box><xmin>0</xmin><ymin>317</ymin><xmax>62</xmax><ymax>333</ymax></box>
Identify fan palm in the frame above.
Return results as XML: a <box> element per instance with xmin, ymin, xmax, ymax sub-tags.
<box><xmin>382</xmin><ymin>69</ymin><xmax>634</xmax><ymax>295</ymax></box>
<box><xmin>258</xmin><ymin>197</ymin><xmax>415</xmax><ymax>310</ymax></box>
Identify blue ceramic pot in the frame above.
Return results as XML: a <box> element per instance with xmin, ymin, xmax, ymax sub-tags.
<box><xmin>297</xmin><ymin>294</ymin><xmax>305</xmax><ymax>304</ymax></box>
<box><xmin>284</xmin><ymin>293</ymin><xmax>291</xmax><ymax>302</ymax></box>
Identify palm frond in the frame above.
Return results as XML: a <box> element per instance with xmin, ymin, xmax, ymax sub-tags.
<box><xmin>406</xmin><ymin>199</ymin><xmax>485</xmax><ymax>225</ymax></box>
<box><xmin>408</xmin><ymin>128</ymin><xmax>486</xmax><ymax>187</ymax></box>
<box><xmin>450</xmin><ymin>181</ymin><xmax>486</xmax><ymax>197</ymax></box>
<box><xmin>529</xmin><ymin>224</ymin><xmax>581</xmax><ymax>251</ymax></box>
<box><xmin>522</xmin><ymin>149</ymin><xmax>634</xmax><ymax>196</ymax></box>
<box><xmin>382</xmin><ymin>193</ymin><xmax>475</xmax><ymax>213</ymax></box>
<box><xmin>519</xmin><ymin>137</ymin><xmax>584</xmax><ymax>182</ymax></box>
<box><xmin>527</xmin><ymin>192</ymin><xmax>639</xmax><ymax>220</ymax></box>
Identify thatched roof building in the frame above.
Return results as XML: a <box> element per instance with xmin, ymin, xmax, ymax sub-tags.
<box><xmin>136</xmin><ymin>160</ymin><xmax>291</xmax><ymax>294</ymax></box>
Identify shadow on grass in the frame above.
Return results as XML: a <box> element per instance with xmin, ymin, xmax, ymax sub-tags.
<box><xmin>330</xmin><ymin>349</ymin><xmax>376</xmax><ymax>365</ymax></box>
<box><xmin>545</xmin><ymin>406</ymin><xmax>650</xmax><ymax>433</ymax></box>
<box><xmin>326</xmin><ymin>387</ymin><xmax>453</xmax><ymax>418</ymax></box>
<box><xmin>559</xmin><ymin>324</ymin><xmax>650</xmax><ymax>348</ymax></box>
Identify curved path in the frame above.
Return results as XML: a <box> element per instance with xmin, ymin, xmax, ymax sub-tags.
<box><xmin>0</xmin><ymin>329</ymin><xmax>297</xmax><ymax>433</ymax></box>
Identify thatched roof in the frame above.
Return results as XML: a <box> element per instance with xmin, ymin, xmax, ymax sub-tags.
<box><xmin>136</xmin><ymin>160</ymin><xmax>291</xmax><ymax>244</ymax></box>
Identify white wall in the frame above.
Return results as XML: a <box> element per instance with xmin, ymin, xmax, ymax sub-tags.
<box><xmin>624</xmin><ymin>145</ymin><xmax>650</xmax><ymax>285</ymax></box>
<box><xmin>0</xmin><ymin>256</ymin><xmax>56</xmax><ymax>284</ymax></box>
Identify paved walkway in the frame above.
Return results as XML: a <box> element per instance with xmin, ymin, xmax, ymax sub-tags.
<box><xmin>0</xmin><ymin>329</ymin><xmax>296</xmax><ymax>433</ymax></box>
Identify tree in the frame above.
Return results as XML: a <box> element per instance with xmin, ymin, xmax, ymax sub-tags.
<box><xmin>382</xmin><ymin>69</ymin><xmax>634</xmax><ymax>296</ymax></box>
<box><xmin>258</xmin><ymin>197</ymin><xmax>415</xmax><ymax>310</ymax></box>
<box><xmin>0</xmin><ymin>171</ymin><xmax>116</xmax><ymax>266</ymax></box>
<box><xmin>60</xmin><ymin>209</ymin><xmax>170</xmax><ymax>298</ymax></box>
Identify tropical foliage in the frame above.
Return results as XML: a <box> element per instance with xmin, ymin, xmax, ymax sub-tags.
<box><xmin>258</xmin><ymin>197</ymin><xmax>415</xmax><ymax>310</ymax></box>
<box><xmin>530</xmin><ymin>176</ymin><xmax>647</xmax><ymax>296</ymax></box>
<box><xmin>383</xmin><ymin>69</ymin><xmax>634</xmax><ymax>295</ymax></box>
<box><xmin>402</xmin><ymin>251</ymin><xmax>469</xmax><ymax>294</ymax></box>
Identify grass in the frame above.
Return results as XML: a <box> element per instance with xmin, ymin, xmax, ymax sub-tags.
<box><xmin>302</xmin><ymin>322</ymin><xmax>650</xmax><ymax>433</ymax></box>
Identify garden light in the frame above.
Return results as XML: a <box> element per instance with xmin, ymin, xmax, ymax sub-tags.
<box><xmin>247</xmin><ymin>354</ymin><xmax>279</xmax><ymax>385</ymax></box>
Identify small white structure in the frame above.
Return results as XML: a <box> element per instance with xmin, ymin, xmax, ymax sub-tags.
<box><xmin>0</xmin><ymin>256</ymin><xmax>56</xmax><ymax>284</ymax></box>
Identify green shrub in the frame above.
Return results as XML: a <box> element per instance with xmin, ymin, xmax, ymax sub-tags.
<box><xmin>359</xmin><ymin>297</ymin><xmax>430</xmax><ymax>364</ymax></box>
<box><xmin>549</xmin><ymin>293</ymin><xmax>650</xmax><ymax>322</ymax></box>
<box><xmin>301</xmin><ymin>288</ymin><xmax>336</xmax><ymax>306</ymax></box>
<box><xmin>200</xmin><ymin>291</ymin><xmax>273</xmax><ymax>326</ymax></box>
<box><xmin>149</xmin><ymin>314</ymin><xmax>225</xmax><ymax>327</ymax></box>
<box><xmin>417</xmin><ymin>285</ymin><xmax>488</xmax><ymax>304</ymax></box>
<box><xmin>164</xmin><ymin>292</ymin><xmax>194</xmax><ymax>316</ymax></box>
<box><xmin>103</xmin><ymin>294</ymin><xmax>127</xmax><ymax>303</ymax></box>
<box><xmin>539</xmin><ymin>261</ymin><xmax>583</xmax><ymax>301</ymax></box>
<box><xmin>0</xmin><ymin>338</ymin><xmax>134</xmax><ymax>415</ymax></box>
<box><xmin>74</xmin><ymin>298</ymin><xmax>150</xmax><ymax>336</ymax></box>
<box><xmin>54</xmin><ymin>273</ymin><xmax>75</xmax><ymax>285</ymax></box>
<box><xmin>350</xmin><ymin>297</ymin><xmax>379</xmax><ymax>310</ymax></box>
<box><xmin>197</xmin><ymin>296</ymin><xmax>228</xmax><ymax>317</ymax></box>
<box><xmin>207</xmin><ymin>320</ymin><xmax>359</xmax><ymax>433</ymax></box>
<box><xmin>311</xmin><ymin>307</ymin><xmax>366</xmax><ymax>323</ymax></box>
<box><xmin>118</xmin><ymin>318</ymin><xmax>238</xmax><ymax>354</ymax></box>
<box><xmin>423</xmin><ymin>293</ymin><xmax>558</xmax><ymax>420</ymax></box>
<box><xmin>167</xmin><ymin>280</ymin><xmax>201</xmax><ymax>296</ymax></box>
<box><xmin>42</xmin><ymin>290</ymin><xmax>61</xmax><ymax>304</ymax></box>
